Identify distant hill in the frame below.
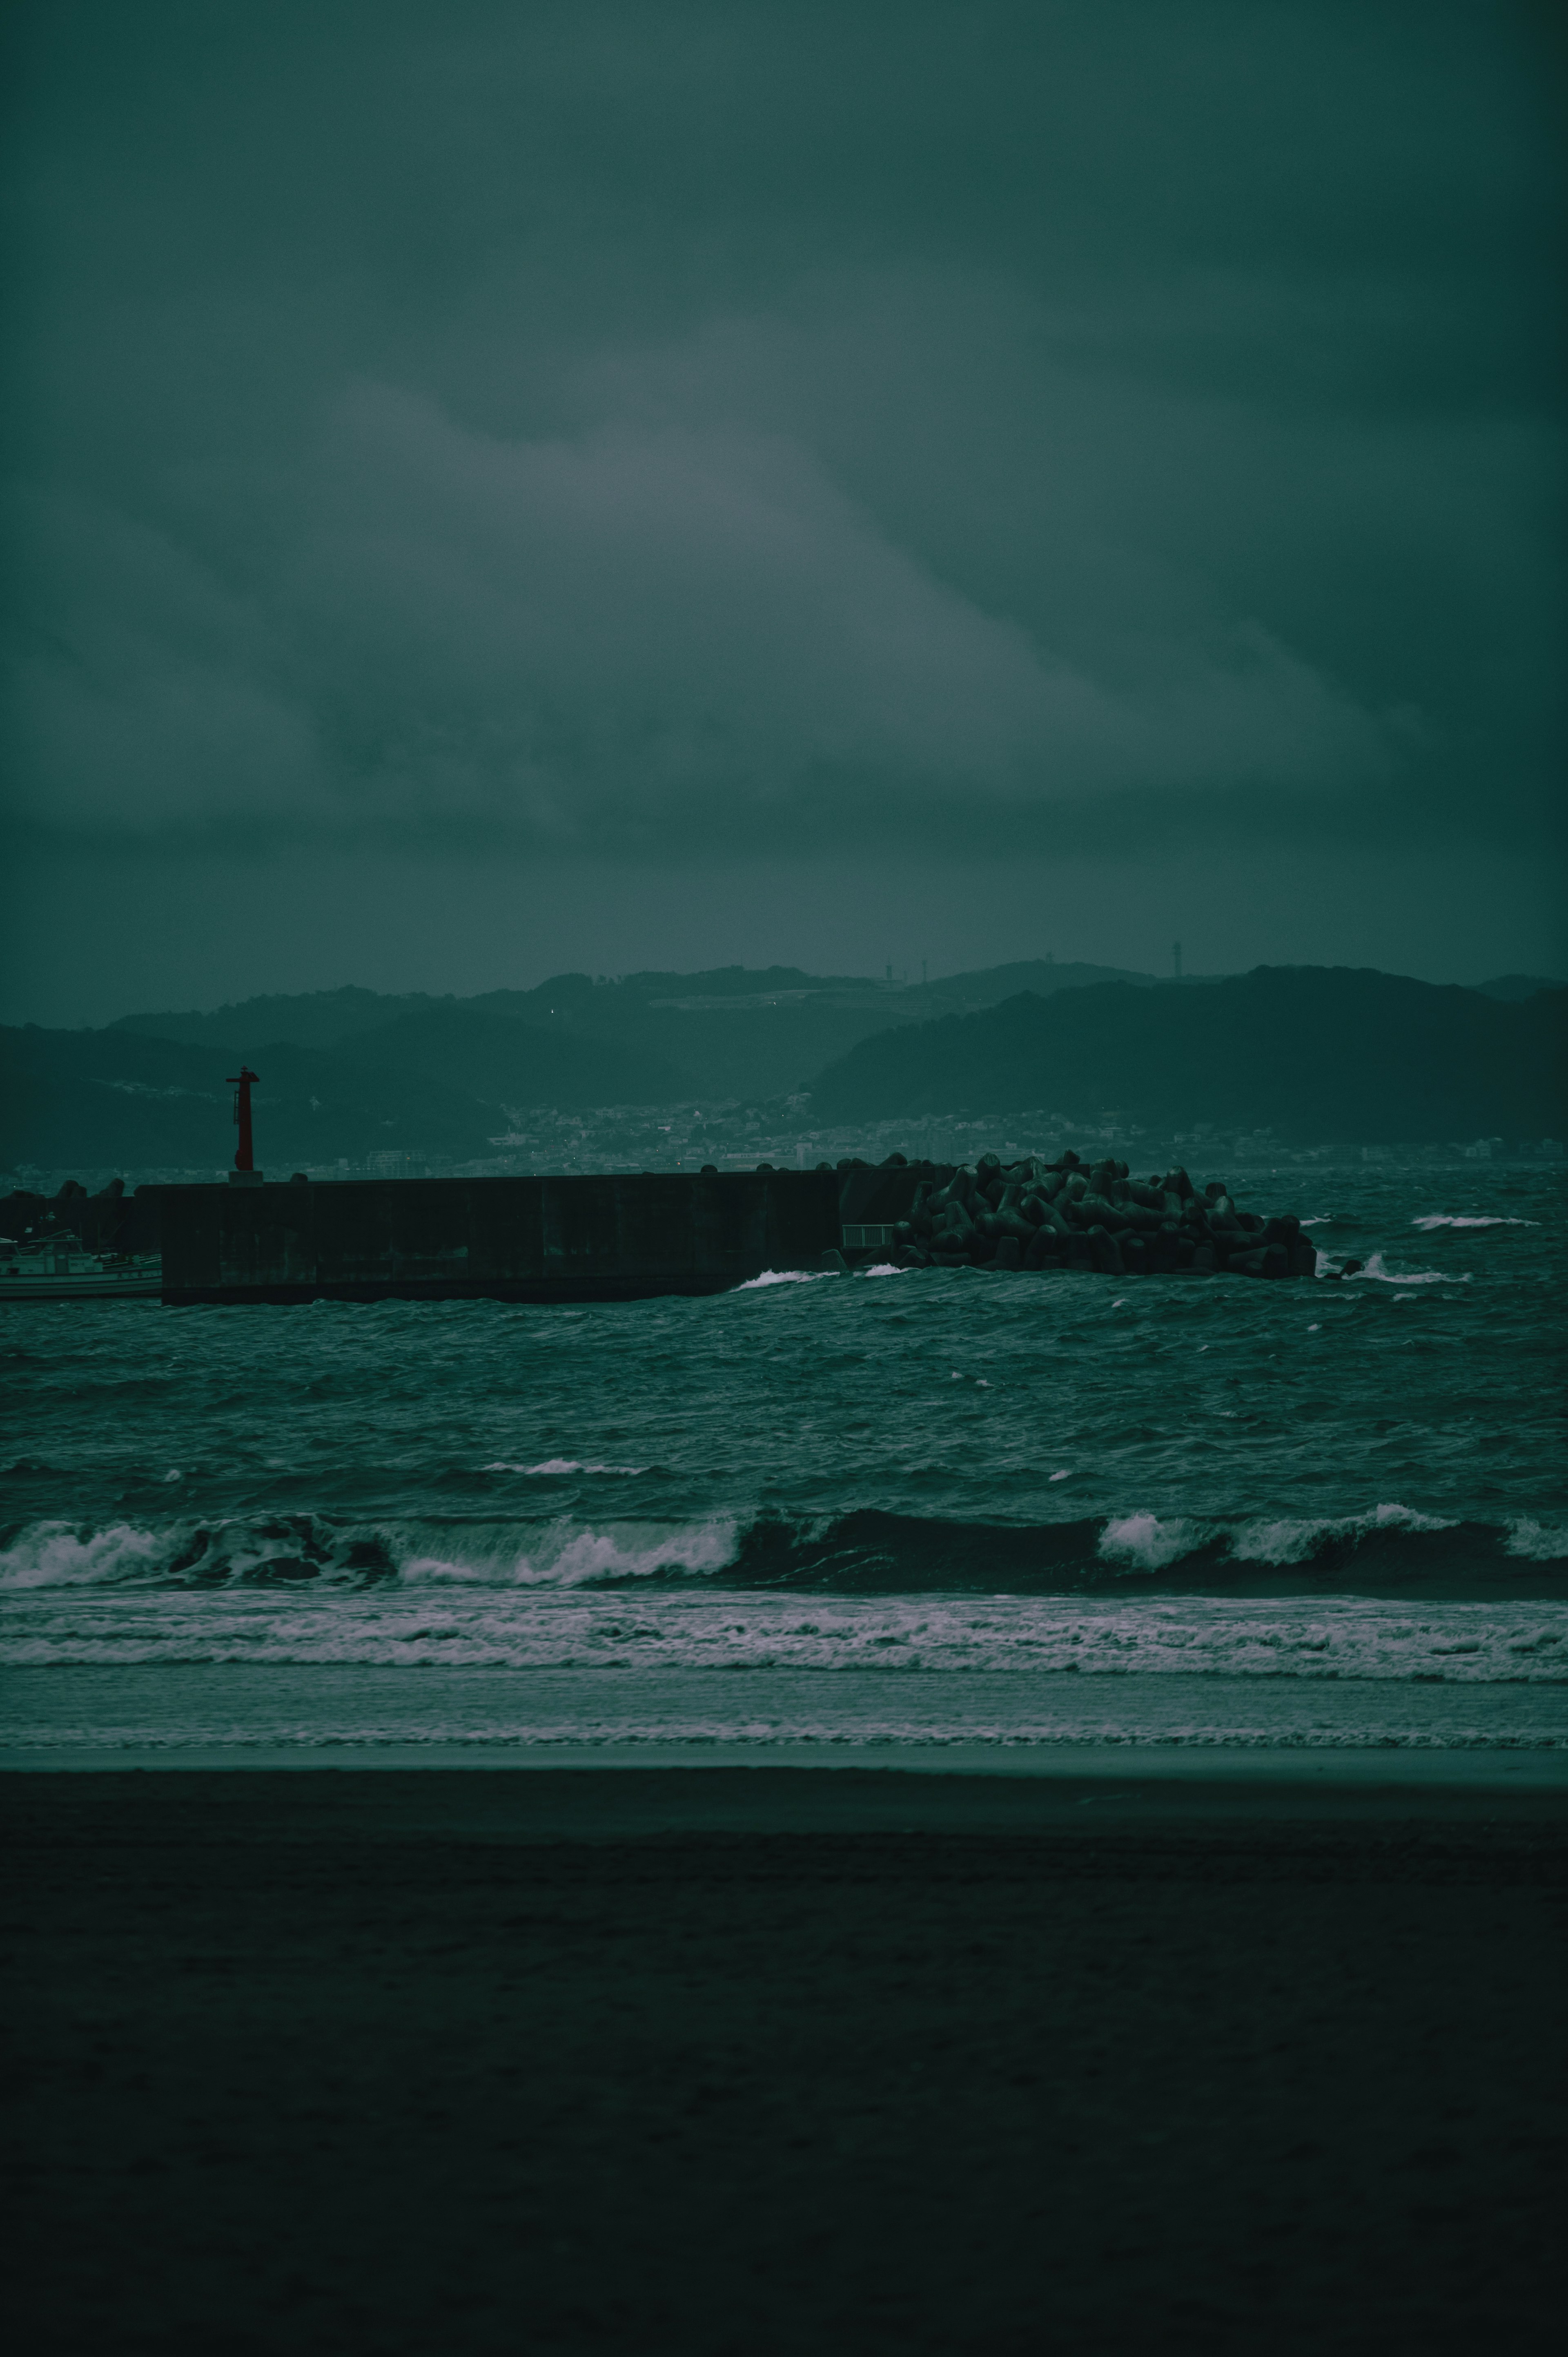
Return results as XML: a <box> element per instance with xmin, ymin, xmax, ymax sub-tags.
<box><xmin>110</xmin><ymin>985</ymin><xmax>441</xmax><ymax>1054</ymax></box>
<box><xmin>339</xmin><ymin>1006</ymin><xmax>693</xmax><ymax>1109</ymax></box>
<box><xmin>109</xmin><ymin>957</ymin><xmax>1174</xmax><ymax>1104</ymax></box>
<box><xmin>1472</xmin><ymin>974</ymin><xmax>1566</xmax><ymax>1003</ymax></box>
<box><xmin>806</xmin><ymin>968</ymin><xmax>1568</xmax><ymax>1143</ymax></box>
<box><xmin>919</xmin><ymin>958</ymin><xmax>1171</xmax><ymax>1005</ymax></box>
<box><xmin>14</xmin><ymin>963</ymin><xmax>1566</xmax><ymax>1168</ymax></box>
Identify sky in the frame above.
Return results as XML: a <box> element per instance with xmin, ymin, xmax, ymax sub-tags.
<box><xmin>3</xmin><ymin>0</ymin><xmax>1564</xmax><ymax>1025</ymax></box>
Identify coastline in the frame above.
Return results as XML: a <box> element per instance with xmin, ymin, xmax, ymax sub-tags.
<box><xmin>6</xmin><ymin>1654</ymin><xmax>1565</xmax><ymax>1771</ymax></box>
<box><xmin>4</xmin><ymin>1737</ymin><xmax>1566</xmax><ymax>1787</ymax></box>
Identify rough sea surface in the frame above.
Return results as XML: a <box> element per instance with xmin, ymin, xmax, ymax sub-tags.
<box><xmin>4</xmin><ymin>1162</ymin><xmax>1565</xmax><ymax>1764</ymax></box>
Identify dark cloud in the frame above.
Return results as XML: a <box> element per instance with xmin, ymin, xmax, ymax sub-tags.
<box><xmin>2</xmin><ymin>1</ymin><xmax>1564</xmax><ymax>1016</ymax></box>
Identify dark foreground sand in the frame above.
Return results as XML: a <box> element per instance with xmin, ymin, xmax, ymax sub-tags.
<box><xmin>3</xmin><ymin>1769</ymin><xmax>1564</xmax><ymax>2355</ymax></box>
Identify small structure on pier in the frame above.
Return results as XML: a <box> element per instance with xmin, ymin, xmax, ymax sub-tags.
<box><xmin>227</xmin><ymin>1066</ymin><xmax>263</xmax><ymax>1186</ymax></box>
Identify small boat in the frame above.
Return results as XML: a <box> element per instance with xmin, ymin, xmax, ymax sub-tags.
<box><xmin>0</xmin><ymin>1239</ymin><xmax>162</xmax><ymax>1302</ymax></box>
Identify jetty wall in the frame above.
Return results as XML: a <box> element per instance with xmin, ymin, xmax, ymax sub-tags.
<box><xmin>157</xmin><ymin>1170</ymin><xmax>842</xmax><ymax>1305</ymax></box>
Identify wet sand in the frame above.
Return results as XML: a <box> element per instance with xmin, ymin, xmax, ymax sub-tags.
<box><xmin>3</xmin><ymin>1768</ymin><xmax>1564</xmax><ymax>2353</ymax></box>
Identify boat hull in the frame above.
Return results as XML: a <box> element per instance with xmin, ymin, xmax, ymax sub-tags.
<box><xmin>0</xmin><ymin>1264</ymin><xmax>162</xmax><ymax>1303</ymax></box>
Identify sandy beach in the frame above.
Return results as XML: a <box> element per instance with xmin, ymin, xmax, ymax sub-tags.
<box><xmin>3</xmin><ymin>1766</ymin><xmax>1564</xmax><ymax>2354</ymax></box>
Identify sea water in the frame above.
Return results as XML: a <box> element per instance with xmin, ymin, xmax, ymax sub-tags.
<box><xmin>3</xmin><ymin>1162</ymin><xmax>1564</xmax><ymax>1771</ymax></box>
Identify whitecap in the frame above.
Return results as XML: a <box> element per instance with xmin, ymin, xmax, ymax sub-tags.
<box><xmin>735</xmin><ymin>1269</ymin><xmax>832</xmax><ymax>1289</ymax></box>
<box><xmin>1412</xmin><ymin>1214</ymin><xmax>1537</xmax><ymax>1231</ymax></box>
<box><xmin>1228</xmin><ymin>1517</ymin><xmax>1327</xmax><ymax>1567</ymax></box>
<box><xmin>1504</xmin><ymin>1518</ymin><xmax>1568</xmax><ymax>1563</ymax></box>
<box><xmin>397</xmin><ymin>1515</ymin><xmax>741</xmax><ymax>1588</ymax></box>
<box><xmin>862</xmin><ymin>1263</ymin><xmax>909</xmax><ymax>1278</ymax></box>
<box><xmin>1371</xmin><ymin>1502</ymin><xmax>1453</xmax><ymax>1533</ymax></box>
<box><xmin>1097</xmin><ymin>1513</ymin><xmax>1201</xmax><ymax>1573</ymax></box>
<box><xmin>1348</xmin><ymin>1253</ymin><xmax>1466</xmax><ymax>1285</ymax></box>
<box><xmin>0</xmin><ymin>1520</ymin><xmax>171</xmax><ymax>1589</ymax></box>
<box><xmin>481</xmin><ymin>1459</ymin><xmax>648</xmax><ymax>1476</ymax></box>
<box><xmin>1228</xmin><ymin>1502</ymin><xmax>1454</xmax><ymax>1567</ymax></box>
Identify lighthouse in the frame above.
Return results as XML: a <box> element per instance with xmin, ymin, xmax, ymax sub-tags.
<box><xmin>227</xmin><ymin>1066</ymin><xmax>264</xmax><ymax>1185</ymax></box>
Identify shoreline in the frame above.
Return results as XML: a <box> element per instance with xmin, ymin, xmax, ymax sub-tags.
<box><xmin>5</xmin><ymin>1735</ymin><xmax>1568</xmax><ymax>1789</ymax></box>
<box><xmin>7</xmin><ymin>1759</ymin><xmax>1568</xmax><ymax>1837</ymax></box>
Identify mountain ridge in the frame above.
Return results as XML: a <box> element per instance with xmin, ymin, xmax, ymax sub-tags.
<box><xmin>805</xmin><ymin>967</ymin><xmax>1568</xmax><ymax>1143</ymax></box>
<box><xmin>9</xmin><ymin>961</ymin><xmax>1563</xmax><ymax>1171</ymax></box>
<box><xmin>105</xmin><ymin>958</ymin><xmax>1172</xmax><ymax>1106</ymax></box>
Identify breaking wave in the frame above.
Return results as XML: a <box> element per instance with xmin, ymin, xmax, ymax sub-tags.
<box><xmin>1346</xmin><ymin>1253</ymin><xmax>1467</xmax><ymax>1285</ymax></box>
<box><xmin>1412</xmin><ymin>1214</ymin><xmax>1537</xmax><ymax>1231</ymax></box>
<box><xmin>1098</xmin><ymin>1514</ymin><xmax>1203</xmax><ymax>1572</ymax></box>
<box><xmin>480</xmin><ymin>1459</ymin><xmax>649</xmax><ymax>1477</ymax></box>
<box><xmin>1504</xmin><ymin>1517</ymin><xmax>1568</xmax><ymax>1563</ymax></box>
<box><xmin>4</xmin><ymin>1500</ymin><xmax>1564</xmax><ymax>1603</ymax></box>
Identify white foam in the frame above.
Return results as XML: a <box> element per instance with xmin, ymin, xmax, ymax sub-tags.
<box><xmin>6</xmin><ymin>1590</ymin><xmax>1566</xmax><ymax>1698</ymax></box>
<box><xmin>1505</xmin><ymin>1519</ymin><xmax>1568</xmax><ymax>1563</ymax></box>
<box><xmin>1370</xmin><ymin>1502</ymin><xmax>1453</xmax><ymax>1531</ymax></box>
<box><xmin>1229</xmin><ymin>1518</ymin><xmax>1322</xmax><ymax>1567</ymax></box>
<box><xmin>397</xmin><ymin>1515</ymin><xmax>741</xmax><ymax>1590</ymax></box>
<box><xmin>862</xmin><ymin>1263</ymin><xmax>909</xmax><ymax>1278</ymax></box>
<box><xmin>1098</xmin><ymin>1514</ymin><xmax>1201</xmax><ymax>1573</ymax></box>
<box><xmin>0</xmin><ymin>1520</ymin><xmax>169</xmax><ymax>1590</ymax></box>
<box><xmin>1228</xmin><ymin>1502</ymin><xmax>1455</xmax><ymax>1567</ymax></box>
<box><xmin>1348</xmin><ymin>1252</ymin><xmax>1465</xmax><ymax>1286</ymax></box>
<box><xmin>0</xmin><ymin>1509</ymin><xmax>744</xmax><ymax>1596</ymax></box>
<box><xmin>482</xmin><ymin>1460</ymin><xmax>647</xmax><ymax>1476</ymax></box>
<box><xmin>735</xmin><ymin>1269</ymin><xmax>831</xmax><ymax>1289</ymax></box>
<box><xmin>1412</xmin><ymin>1215</ymin><xmax>1537</xmax><ymax>1231</ymax></box>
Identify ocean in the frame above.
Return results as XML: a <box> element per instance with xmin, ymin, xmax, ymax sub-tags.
<box><xmin>4</xmin><ymin>1160</ymin><xmax>1565</xmax><ymax>1771</ymax></box>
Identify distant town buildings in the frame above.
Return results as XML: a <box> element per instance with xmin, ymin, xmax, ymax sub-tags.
<box><xmin>5</xmin><ymin>1112</ymin><xmax>1561</xmax><ymax>1202</ymax></box>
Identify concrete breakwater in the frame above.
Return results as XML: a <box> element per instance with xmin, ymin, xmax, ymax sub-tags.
<box><xmin>156</xmin><ymin>1168</ymin><xmax>842</xmax><ymax>1304</ymax></box>
<box><xmin>853</xmin><ymin>1150</ymin><xmax>1318</xmax><ymax>1279</ymax></box>
<box><xmin>8</xmin><ymin>1152</ymin><xmax>1315</xmax><ymax>1304</ymax></box>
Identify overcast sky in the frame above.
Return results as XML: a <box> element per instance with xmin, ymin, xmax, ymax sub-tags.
<box><xmin>3</xmin><ymin>0</ymin><xmax>1563</xmax><ymax>1023</ymax></box>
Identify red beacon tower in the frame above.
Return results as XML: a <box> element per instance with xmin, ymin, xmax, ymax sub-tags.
<box><xmin>227</xmin><ymin>1066</ymin><xmax>263</xmax><ymax>1186</ymax></box>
